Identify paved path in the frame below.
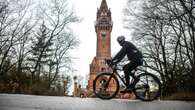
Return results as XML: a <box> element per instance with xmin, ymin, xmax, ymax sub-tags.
<box><xmin>0</xmin><ymin>94</ymin><xmax>194</xmax><ymax>110</ymax></box>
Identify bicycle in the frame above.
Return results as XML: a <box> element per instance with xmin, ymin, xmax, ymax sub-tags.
<box><xmin>93</xmin><ymin>59</ymin><xmax>161</xmax><ymax>101</ymax></box>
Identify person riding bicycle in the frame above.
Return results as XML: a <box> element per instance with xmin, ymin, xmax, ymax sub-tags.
<box><xmin>111</xmin><ymin>35</ymin><xmax>143</xmax><ymax>92</ymax></box>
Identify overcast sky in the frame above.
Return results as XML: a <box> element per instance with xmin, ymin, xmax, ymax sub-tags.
<box><xmin>69</xmin><ymin>0</ymin><xmax>130</xmax><ymax>86</ymax></box>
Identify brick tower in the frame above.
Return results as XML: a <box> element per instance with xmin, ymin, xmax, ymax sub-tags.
<box><xmin>86</xmin><ymin>0</ymin><xmax>113</xmax><ymax>96</ymax></box>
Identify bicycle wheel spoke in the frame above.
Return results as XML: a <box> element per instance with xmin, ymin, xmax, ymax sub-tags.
<box><xmin>134</xmin><ymin>73</ymin><xmax>161</xmax><ymax>101</ymax></box>
<box><xmin>93</xmin><ymin>72</ymin><xmax>119</xmax><ymax>99</ymax></box>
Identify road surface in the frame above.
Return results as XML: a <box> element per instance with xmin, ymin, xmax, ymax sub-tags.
<box><xmin>0</xmin><ymin>94</ymin><xmax>194</xmax><ymax>110</ymax></box>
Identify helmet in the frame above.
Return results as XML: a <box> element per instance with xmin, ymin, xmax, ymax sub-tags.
<box><xmin>117</xmin><ymin>35</ymin><xmax>125</xmax><ymax>43</ymax></box>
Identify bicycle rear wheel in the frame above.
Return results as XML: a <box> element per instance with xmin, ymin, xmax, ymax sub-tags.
<box><xmin>133</xmin><ymin>73</ymin><xmax>161</xmax><ymax>101</ymax></box>
<box><xmin>93</xmin><ymin>72</ymin><xmax>119</xmax><ymax>100</ymax></box>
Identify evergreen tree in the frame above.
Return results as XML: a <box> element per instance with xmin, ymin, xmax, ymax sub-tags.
<box><xmin>28</xmin><ymin>22</ymin><xmax>53</xmax><ymax>82</ymax></box>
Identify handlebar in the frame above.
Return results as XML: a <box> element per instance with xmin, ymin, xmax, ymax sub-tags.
<box><xmin>105</xmin><ymin>59</ymin><xmax>124</xmax><ymax>71</ymax></box>
<box><xmin>105</xmin><ymin>59</ymin><xmax>113</xmax><ymax>66</ymax></box>
<box><xmin>105</xmin><ymin>59</ymin><xmax>118</xmax><ymax>70</ymax></box>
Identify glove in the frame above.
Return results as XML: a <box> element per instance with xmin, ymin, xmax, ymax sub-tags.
<box><xmin>105</xmin><ymin>59</ymin><xmax>114</xmax><ymax>66</ymax></box>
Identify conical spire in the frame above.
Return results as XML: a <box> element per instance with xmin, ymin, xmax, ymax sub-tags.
<box><xmin>100</xmin><ymin>0</ymin><xmax>108</xmax><ymax>11</ymax></box>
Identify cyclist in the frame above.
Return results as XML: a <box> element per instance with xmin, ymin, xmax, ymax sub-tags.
<box><xmin>111</xmin><ymin>35</ymin><xmax>143</xmax><ymax>92</ymax></box>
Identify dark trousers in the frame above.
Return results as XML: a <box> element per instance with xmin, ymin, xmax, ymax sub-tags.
<box><xmin>123</xmin><ymin>58</ymin><xmax>143</xmax><ymax>87</ymax></box>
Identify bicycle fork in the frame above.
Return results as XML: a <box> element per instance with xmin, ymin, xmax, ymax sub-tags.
<box><xmin>103</xmin><ymin>75</ymin><xmax>113</xmax><ymax>88</ymax></box>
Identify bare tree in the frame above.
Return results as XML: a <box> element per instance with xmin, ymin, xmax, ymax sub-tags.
<box><xmin>48</xmin><ymin>32</ymin><xmax>79</xmax><ymax>88</ymax></box>
<box><xmin>0</xmin><ymin>0</ymin><xmax>80</xmax><ymax>95</ymax></box>
<box><xmin>124</xmin><ymin>0</ymin><xmax>195</xmax><ymax>95</ymax></box>
<box><xmin>27</xmin><ymin>0</ymin><xmax>79</xmax><ymax>87</ymax></box>
<box><xmin>0</xmin><ymin>0</ymin><xmax>36</xmax><ymax>77</ymax></box>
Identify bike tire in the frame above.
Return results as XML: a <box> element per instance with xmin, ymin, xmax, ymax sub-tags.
<box><xmin>93</xmin><ymin>72</ymin><xmax>119</xmax><ymax>100</ymax></box>
<box><xmin>133</xmin><ymin>73</ymin><xmax>161</xmax><ymax>101</ymax></box>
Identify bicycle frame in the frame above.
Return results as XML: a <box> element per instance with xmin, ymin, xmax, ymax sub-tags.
<box><xmin>105</xmin><ymin>59</ymin><xmax>145</xmax><ymax>89</ymax></box>
<box><xmin>109</xmin><ymin>65</ymin><xmax>133</xmax><ymax>88</ymax></box>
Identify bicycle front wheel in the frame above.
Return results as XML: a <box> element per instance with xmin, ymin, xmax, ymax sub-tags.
<box><xmin>93</xmin><ymin>72</ymin><xmax>119</xmax><ymax>100</ymax></box>
<box><xmin>133</xmin><ymin>73</ymin><xmax>161</xmax><ymax>101</ymax></box>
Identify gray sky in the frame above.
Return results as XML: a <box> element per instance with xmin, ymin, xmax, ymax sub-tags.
<box><xmin>69</xmin><ymin>0</ymin><xmax>130</xmax><ymax>86</ymax></box>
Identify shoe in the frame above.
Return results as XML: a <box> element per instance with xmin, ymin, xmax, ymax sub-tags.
<box><xmin>120</xmin><ymin>87</ymin><xmax>132</xmax><ymax>93</ymax></box>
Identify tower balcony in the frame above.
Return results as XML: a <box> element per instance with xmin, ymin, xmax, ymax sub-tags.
<box><xmin>95</xmin><ymin>19</ymin><xmax>113</xmax><ymax>27</ymax></box>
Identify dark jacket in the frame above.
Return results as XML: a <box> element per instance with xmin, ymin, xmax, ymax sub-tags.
<box><xmin>112</xmin><ymin>41</ymin><xmax>143</xmax><ymax>63</ymax></box>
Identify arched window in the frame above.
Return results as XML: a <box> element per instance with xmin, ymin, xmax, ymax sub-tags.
<box><xmin>101</xmin><ymin>68</ymin><xmax>106</xmax><ymax>72</ymax></box>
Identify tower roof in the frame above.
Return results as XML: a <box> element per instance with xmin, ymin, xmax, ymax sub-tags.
<box><xmin>100</xmin><ymin>0</ymin><xmax>108</xmax><ymax>11</ymax></box>
<box><xmin>95</xmin><ymin>0</ymin><xmax>112</xmax><ymax>27</ymax></box>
